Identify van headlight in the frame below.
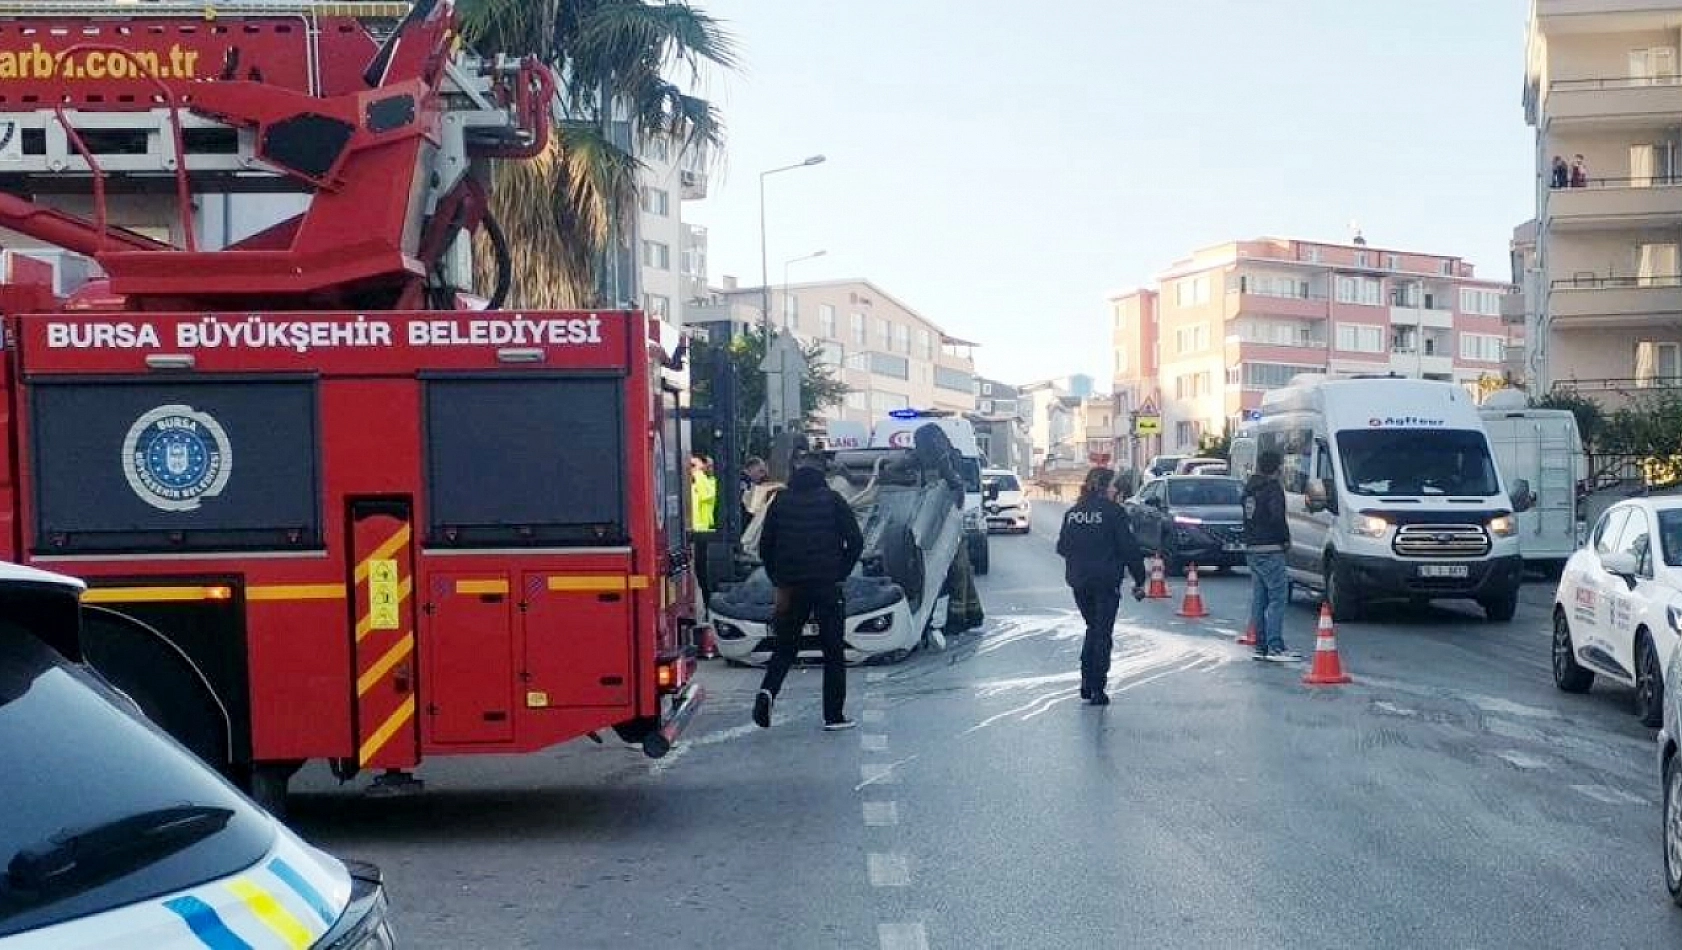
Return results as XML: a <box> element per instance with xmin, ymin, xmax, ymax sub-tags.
<box><xmin>1351</xmin><ymin>515</ymin><xmax>1388</xmax><ymax>538</ymax></box>
<box><xmin>314</xmin><ymin>862</ymin><xmax>397</xmax><ymax>949</ymax></box>
<box><xmin>857</xmin><ymin>614</ymin><xmax>893</xmax><ymax>633</ymax></box>
<box><xmin>1489</xmin><ymin>515</ymin><xmax>1517</xmax><ymax>538</ymax></box>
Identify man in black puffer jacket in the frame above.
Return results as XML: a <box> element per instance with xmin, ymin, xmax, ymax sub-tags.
<box><xmin>753</xmin><ymin>460</ymin><xmax>865</xmax><ymax>731</ymax></box>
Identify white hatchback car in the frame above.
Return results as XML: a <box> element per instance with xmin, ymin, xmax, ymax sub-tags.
<box><xmin>1552</xmin><ymin>497</ymin><xmax>1682</xmax><ymax>727</ymax></box>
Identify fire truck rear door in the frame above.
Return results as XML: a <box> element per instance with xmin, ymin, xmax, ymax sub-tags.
<box><xmin>348</xmin><ymin>499</ymin><xmax>421</xmax><ymax>768</ymax></box>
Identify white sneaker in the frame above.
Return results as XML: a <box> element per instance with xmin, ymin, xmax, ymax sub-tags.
<box><xmin>823</xmin><ymin>718</ymin><xmax>857</xmax><ymax>731</ymax></box>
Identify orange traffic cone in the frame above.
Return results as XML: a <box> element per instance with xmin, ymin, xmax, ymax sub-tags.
<box><xmin>1303</xmin><ymin>602</ymin><xmax>1353</xmax><ymax>686</ymax></box>
<box><xmin>1175</xmin><ymin>564</ymin><xmax>1209</xmax><ymax>618</ymax></box>
<box><xmin>1145</xmin><ymin>555</ymin><xmax>1170</xmax><ymax>599</ymax></box>
<box><xmin>1237</xmin><ymin>620</ymin><xmax>1257</xmax><ymax>646</ymax></box>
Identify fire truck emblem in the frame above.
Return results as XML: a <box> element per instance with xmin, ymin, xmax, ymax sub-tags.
<box><xmin>122</xmin><ymin>404</ymin><xmax>232</xmax><ymax>511</ymax></box>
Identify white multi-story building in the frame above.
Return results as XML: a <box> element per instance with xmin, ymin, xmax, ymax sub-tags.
<box><xmin>687</xmin><ymin>278</ymin><xmax>979</xmax><ymax>424</ymax></box>
<box><xmin>1521</xmin><ymin>0</ymin><xmax>1682</xmax><ymax>403</ymax></box>
<box><xmin>635</xmin><ymin>135</ymin><xmax>708</xmax><ymax>323</ymax></box>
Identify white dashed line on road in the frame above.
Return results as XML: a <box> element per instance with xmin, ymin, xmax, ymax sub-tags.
<box><xmin>879</xmin><ymin>922</ymin><xmax>930</xmax><ymax>950</ymax></box>
<box><xmin>867</xmin><ymin>852</ymin><xmax>912</xmax><ymax>887</ymax></box>
<box><xmin>862</xmin><ymin>733</ymin><xmax>889</xmax><ymax>753</ymax></box>
<box><xmin>863</xmin><ymin>709</ymin><xmax>887</xmax><ymax>725</ymax></box>
<box><xmin>863</xmin><ymin>800</ymin><xmax>900</xmax><ymax>827</ymax></box>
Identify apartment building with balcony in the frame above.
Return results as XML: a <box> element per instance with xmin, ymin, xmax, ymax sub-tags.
<box><xmin>1111</xmin><ymin>237</ymin><xmax>1516</xmax><ymax>457</ymax></box>
<box><xmin>695</xmin><ymin>278</ymin><xmax>979</xmax><ymax>425</ymax></box>
<box><xmin>636</xmin><ymin>136</ymin><xmax>708</xmax><ymax>324</ymax></box>
<box><xmin>968</xmin><ymin>378</ymin><xmax>1032</xmax><ymax>476</ymax></box>
<box><xmin>1522</xmin><ymin>1</ymin><xmax>1682</xmax><ymax>401</ymax></box>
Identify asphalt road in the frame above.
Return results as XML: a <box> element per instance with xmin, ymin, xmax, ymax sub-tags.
<box><xmin>289</xmin><ymin>506</ymin><xmax>1682</xmax><ymax>949</ymax></box>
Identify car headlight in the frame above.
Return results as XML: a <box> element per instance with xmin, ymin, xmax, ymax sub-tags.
<box><xmin>857</xmin><ymin>614</ymin><xmax>893</xmax><ymax>633</ymax></box>
<box><xmin>1351</xmin><ymin>515</ymin><xmax>1388</xmax><ymax>538</ymax></box>
<box><xmin>314</xmin><ymin>862</ymin><xmax>396</xmax><ymax>949</ymax></box>
<box><xmin>1172</xmin><ymin>515</ymin><xmax>1204</xmax><ymax>526</ymax></box>
<box><xmin>1489</xmin><ymin>515</ymin><xmax>1516</xmax><ymax>538</ymax></box>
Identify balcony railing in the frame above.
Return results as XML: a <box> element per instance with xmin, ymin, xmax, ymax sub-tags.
<box><xmin>1553</xmin><ymin>376</ymin><xmax>1682</xmax><ymax>393</ymax></box>
<box><xmin>1551</xmin><ymin>76</ymin><xmax>1682</xmax><ymax>91</ymax></box>
<box><xmin>1551</xmin><ymin>274</ymin><xmax>1682</xmax><ymax>290</ymax></box>
<box><xmin>1551</xmin><ymin>175</ymin><xmax>1682</xmax><ymax>190</ymax></box>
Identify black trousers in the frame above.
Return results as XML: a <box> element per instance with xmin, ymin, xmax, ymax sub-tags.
<box><xmin>759</xmin><ymin>582</ymin><xmax>848</xmax><ymax>722</ymax></box>
<box><xmin>1072</xmin><ymin>583</ymin><xmax>1121</xmax><ymax>695</ymax></box>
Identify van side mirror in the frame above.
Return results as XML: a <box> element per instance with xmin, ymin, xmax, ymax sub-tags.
<box><xmin>1510</xmin><ymin>479</ymin><xmax>1536</xmax><ymax>513</ymax></box>
<box><xmin>1306</xmin><ymin>478</ymin><xmax>1339</xmax><ymax>515</ymax></box>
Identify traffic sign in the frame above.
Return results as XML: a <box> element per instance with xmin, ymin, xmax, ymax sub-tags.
<box><xmin>1137</xmin><ymin>397</ymin><xmax>1159</xmax><ymax>417</ymax></box>
<box><xmin>1135</xmin><ymin>414</ymin><xmax>1161</xmax><ymax>437</ymax></box>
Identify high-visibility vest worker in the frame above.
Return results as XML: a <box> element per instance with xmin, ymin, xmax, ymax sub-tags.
<box><xmin>690</xmin><ymin>456</ymin><xmax>718</xmax><ymax>531</ymax></box>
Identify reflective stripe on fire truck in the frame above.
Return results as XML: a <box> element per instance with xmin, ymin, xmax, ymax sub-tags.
<box><xmin>353</xmin><ymin>518</ymin><xmax>417</xmax><ymax>768</ymax></box>
<box><xmin>82</xmin><ymin>584</ymin><xmax>347</xmax><ymax>604</ymax></box>
<box><xmin>544</xmin><ymin>575</ymin><xmax>651</xmax><ymax>593</ymax></box>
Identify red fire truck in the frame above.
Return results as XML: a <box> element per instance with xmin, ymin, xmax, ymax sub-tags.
<box><xmin>0</xmin><ymin>0</ymin><xmax>702</xmax><ymax>813</ymax></box>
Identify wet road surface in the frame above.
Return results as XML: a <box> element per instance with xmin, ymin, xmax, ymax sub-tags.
<box><xmin>288</xmin><ymin>504</ymin><xmax>1682</xmax><ymax>948</ymax></box>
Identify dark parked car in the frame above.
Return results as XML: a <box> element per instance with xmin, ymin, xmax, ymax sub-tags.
<box><xmin>1126</xmin><ymin>475</ymin><xmax>1247</xmax><ymax>574</ymax></box>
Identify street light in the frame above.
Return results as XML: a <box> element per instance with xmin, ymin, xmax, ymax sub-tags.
<box><xmin>759</xmin><ymin>154</ymin><xmax>826</xmax><ymax>337</ymax></box>
<box><xmin>782</xmin><ymin>250</ymin><xmax>827</xmax><ymax>330</ymax></box>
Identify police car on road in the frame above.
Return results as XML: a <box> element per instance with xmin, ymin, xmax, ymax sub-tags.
<box><xmin>0</xmin><ymin>561</ymin><xmax>396</xmax><ymax>949</ymax></box>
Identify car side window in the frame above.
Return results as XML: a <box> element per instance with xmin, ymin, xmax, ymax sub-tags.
<box><xmin>1594</xmin><ymin>508</ymin><xmax>1629</xmax><ymax>557</ymax></box>
<box><xmin>1619</xmin><ymin>509</ymin><xmax>1654</xmax><ymax>576</ymax></box>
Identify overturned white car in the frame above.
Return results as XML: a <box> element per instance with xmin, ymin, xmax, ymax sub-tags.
<box><xmin>709</xmin><ymin>426</ymin><xmax>974</xmax><ymax>666</ymax></box>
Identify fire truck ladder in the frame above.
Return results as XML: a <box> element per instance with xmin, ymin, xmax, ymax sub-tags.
<box><xmin>0</xmin><ymin>0</ymin><xmax>551</xmax><ymax>308</ymax></box>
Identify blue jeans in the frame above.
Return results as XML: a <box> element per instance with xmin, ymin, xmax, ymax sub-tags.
<box><xmin>1247</xmin><ymin>551</ymin><xmax>1289</xmax><ymax>654</ymax></box>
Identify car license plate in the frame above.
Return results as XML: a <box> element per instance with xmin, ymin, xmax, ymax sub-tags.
<box><xmin>1418</xmin><ymin>565</ymin><xmax>1469</xmax><ymax>579</ymax></box>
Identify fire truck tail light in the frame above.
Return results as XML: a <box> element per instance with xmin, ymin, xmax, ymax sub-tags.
<box><xmin>145</xmin><ymin>354</ymin><xmax>196</xmax><ymax>371</ymax></box>
<box><xmin>657</xmin><ymin>660</ymin><xmax>679</xmax><ymax>692</ymax></box>
<box><xmin>204</xmin><ymin>586</ymin><xmax>234</xmax><ymax>601</ymax></box>
<box><xmin>496</xmin><ymin>347</ymin><xmax>545</xmax><ymax>364</ymax></box>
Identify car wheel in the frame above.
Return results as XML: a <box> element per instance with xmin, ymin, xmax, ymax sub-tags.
<box><xmin>1479</xmin><ymin>591</ymin><xmax>1518</xmax><ymax>623</ymax></box>
<box><xmin>1552</xmin><ymin>609</ymin><xmax>1594</xmax><ymax>694</ymax></box>
<box><xmin>1636</xmin><ymin>632</ymin><xmax>1665</xmax><ymax>728</ymax></box>
<box><xmin>1667</xmin><ymin>753</ymin><xmax>1682</xmax><ymax>905</ymax></box>
<box><xmin>1325</xmin><ymin>556</ymin><xmax>1360</xmax><ymax>623</ymax></box>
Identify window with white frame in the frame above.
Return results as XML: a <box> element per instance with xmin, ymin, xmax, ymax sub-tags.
<box><xmin>846</xmin><ymin>390</ymin><xmax>868</xmax><ymax>410</ymax></box>
<box><xmin>1240</xmin><ymin>274</ymin><xmax>1310</xmax><ymax>299</ymax></box>
<box><xmin>1335</xmin><ymin>277</ymin><xmax>1381</xmax><ymax>306</ymax></box>
<box><xmin>784</xmin><ymin>294</ymin><xmax>799</xmax><ymax>329</ymax></box>
<box><xmin>851</xmin><ymin>312</ymin><xmax>866</xmax><ymax>346</ymax></box>
<box><xmin>917</xmin><ymin>328</ymin><xmax>932</xmax><ymax>360</ymax></box>
<box><xmin>1385</xmin><ymin>254</ymin><xmax>1399</xmax><ymax>270</ymax></box>
<box><xmin>1335</xmin><ymin>322</ymin><xmax>1384</xmax><ymax>353</ymax></box>
<box><xmin>870</xmin><ymin>390</ymin><xmax>910</xmax><ymax>415</ymax></box>
<box><xmin>1636</xmin><ymin>341</ymin><xmax>1682</xmax><ymax>384</ymax></box>
<box><xmin>1239</xmin><ymin>319</ymin><xmax>1320</xmax><ymax>347</ymax></box>
<box><xmin>643</xmin><ymin>294</ymin><xmax>670</xmax><ymax>319</ymax></box>
<box><xmin>1458</xmin><ymin>288</ymin><xmax>1503</xmax><ymax>316</ymax></box>
<box><xmin>1115</xmin><ymin>347</ymin><xmax>1129</xmax><ymax>374</ymax></box>
<box><xmin>1355</xmin><ymin>251</ymin><xmax>1369</xmax><ymax>267</ymax></box>
<box><xmin>1459</xmin><ymin>333</ymin><xmax>1505</xmax><ymax>363</ymax></box>
<box><xmin>893</xmin><ymin>324</ymin><xmax>909</xmax><ymax>354</ymax></box>
<box><xmin>639</xmin><ymin>188</ymin><xmax>670</xmax><ymax>216</ymax></box>
<box><xmin>815</xmin><ymin>342</ymin><xmax>843</xmax><ymax>367</ymax></box>
<box><xmin>1174</xmin><ymin>372</ymin><xmax>1213</xmax><ymax>399</ymax></box>
<box><xmin>1243</xmin><ymin>363</ymin><xmax>1321</xmax><ymax>389</ymax></box>
<box><xmin>819</xmin><ymin>304</ymin><xmax>836</xmax><ymax>339</ymax></box>
<box><xmin>1173</xmin><ymin>275</ymin><xmax>1211</xmax><ymax>307</ymax></box>
<box><xmin>1175</xmin><ymin>420</ymin><xmax>1204</xmax><ymax>449</ymax></box>
<box><xmin>1175</xmin><ymin>323</ymin><xmax>1210</xmax><ymax>354</ymax></box>
<box><xmin>1630</xmin><ymin>47</ymin><xmax>1679</xmax><ymax>83</ymax></box>
<box><xmin>875</xmin><ymin>317</ymin><xmax>891</xmax><ymax>350</ymax></box>
<box><xmin>641</xmin><ymin>241</ymin><xmax>670</xmax><ymax>270</ymax></box>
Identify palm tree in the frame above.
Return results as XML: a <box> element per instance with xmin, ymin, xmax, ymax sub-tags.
<box><xmin>456</xmin><ymin>0</ymin><xmax>736</xmax><ymax>308</ymax></box>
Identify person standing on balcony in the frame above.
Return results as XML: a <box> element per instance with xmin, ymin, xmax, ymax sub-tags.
<box><xmin>1551</xmin><ymin>155</ymin><xmax>1569</xmax><ymax>189</ymax></box>
<box><xmin>1571</xmin><ymin>154</ymin><xmax>1589</xmax><ymax>188</ymax></box>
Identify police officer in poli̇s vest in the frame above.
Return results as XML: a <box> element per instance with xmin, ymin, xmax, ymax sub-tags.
<box><xmin>1056</xmin><ymin>468</ymin><xmax>1148</xmax><ymax>706</ymax></box>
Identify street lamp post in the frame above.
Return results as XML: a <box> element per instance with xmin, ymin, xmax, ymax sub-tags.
<box><xmin>759</xmin><ymin>155</ymin><xmax>826</xmax><ymax>338</ymax></box>
<box><xmin>781</xmin><ymin>250</ymin><xmax>827</xmax><ymax>330</ymax></box>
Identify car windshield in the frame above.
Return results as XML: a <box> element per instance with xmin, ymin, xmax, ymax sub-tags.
<box><xmin>1167</xmin><ymin>479</ymin><xmax>1242</xmax><ymax>507</ymax></box>
<box><xmin>987</xmin><ymin>474</ymin><xmax>1020</xmax><ymax>492</ymax></box>
<box><xmin>1660</xmin><ymin>509</ymin><xmax>1682</xmax><ymax>567</ymax></box>
<box><xmin>1335</xmin><ymin>429</ymin><xmax>1500</xmax><ymax>497</ymax></box>
<box><xmin>0</xmin><ymin>615</ymin><xmax>274</xmax><ymax>937</ymax></box>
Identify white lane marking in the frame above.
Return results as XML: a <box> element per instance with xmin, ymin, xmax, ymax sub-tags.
<box><xmin>1572</xmin><ymin>783</ymin><xmax>1650</xmax><ymax>806</ymax></box>
<box><xmin>867</xmin><ymin>852</ymin><xmax>911</xmax><ymax>887</ymax></box>
<box><xmin>863</xmin><ymin>801</ymin><xmax>900</xmax><ymax>827</ymax></box>
<box><xmin>1372</xmin><ymin>701</ymin><xmax>1419</xmax><ymax>718</ymax></box>
<box><xmin>862</xmin><ymin>733</ymin><xmax>889</xmax><ymax>753</ymax></box>
<box><xmin>867</xmin><ymin>670</ymin><xmax>888</xmax><ymax>683</ymax></box>
<box><xmin>879</xmin><ymin>922</ymin><xmax>929</xmax><ymax>950</ymax></box>
<box><xmin>857</xmin><ymin>755</ymin><xmax>919</xmax><ymax>791</ymax></box>
<box><xmin>1497</xmin><ymin>750</ymin><xmax>1549</xmax><ymax>770</ymax></box>
<box><xmin>646</xmin><ymin>722</ymin><xmax>761</xmax><ymax>775</ymax></box>
<box><xmin>863</xmin><ymin>709</ymin><xmax>887</xmax><ymax>725</ymax></box>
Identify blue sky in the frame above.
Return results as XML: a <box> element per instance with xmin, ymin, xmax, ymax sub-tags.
<box><xmin>681</xmin><ymin>0</ymin><xmax>1535</xmax><ymax>387</ymax></box>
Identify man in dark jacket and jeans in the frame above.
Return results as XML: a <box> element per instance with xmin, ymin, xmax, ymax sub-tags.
<box><xmin>1056</xmin><ymin>468</ymin><xmax>1148</xmax><ymax>705</ymax></box>
<box><xmin>753</xmin><ymin>461</ymin><xmax>865</xmax><ymax>731</ymax></box>
<box><xmin>1244</xmin><ymin>450</ymin><xmax>1300</xmax><ymax>662</ymax></box>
